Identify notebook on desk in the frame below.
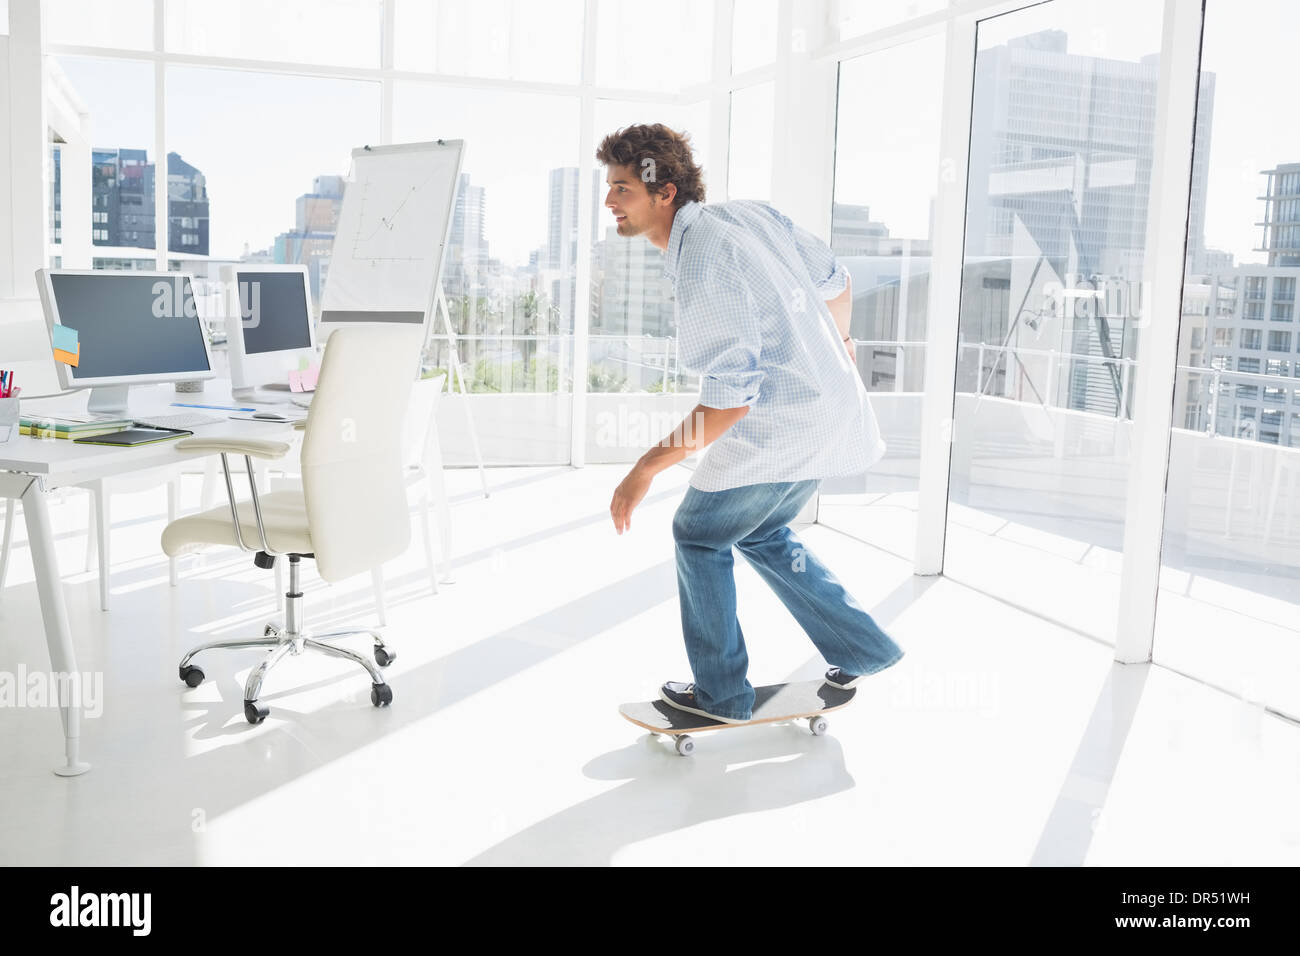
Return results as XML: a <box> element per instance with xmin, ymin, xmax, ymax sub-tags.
<box><xmin>73</xmin><ymin>426</ymin><xmax>192</xmax><ymax>446</ymax></box>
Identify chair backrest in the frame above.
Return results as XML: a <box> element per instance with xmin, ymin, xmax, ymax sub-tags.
<box><xmin>299</xmin><ymin>325</ymin><xmax>424</xmax><ymax>582</ymax></box>
<box><xmin>401</xmin><ymin>373</ymin><xmax>447</xmax><ymax>472</ymax></box>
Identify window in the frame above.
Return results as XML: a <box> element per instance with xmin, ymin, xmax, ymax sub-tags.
<box><xmin>595</xmin><ymin>0</ymin><xmax>711</xmax><ymax>94</ymax></box>
<box><xmin>732</xmin><ymin>0</ymin><xmax>779</xmax><ymax>74</ymax></box>
<box><xmin>1275</xmin><ymin>276</ymin><xmax>1296</xmax><ymax>302</ymax></box>
<box><xmin>821</xmin><ymin>29</ymin><xmax>946</xmax><ymax>561</ymax></box>
<box><xmin>393</xmin><ymin>0</ymin><xmax>584</xmax><ymax>84</ymax></box>
<box><xmin>165</xmin><ymin>0</ymin><xmax>383</xmax><ymax>69</ymax></box>
<box><xmin>168</xmin><ymin>66</ymin><xmax>379</xmax><ymax>265</ymax></box>
<box><xmin>835</xmin><ymin>0</ymin><xmax>948</xmax><ymax>41</ymax></box>
<box><xmin>728</xmin><ymin>83</ymin><xmax>775</xmax><ymax>202</ymax></box>
<box><xmin>45</xmin><ymin>0</ymin><xmax>153</xmax><ymax>50</ymax></box>
<box><xmin>946</xmin><ymin>0</ymin><xmax>1165</xmax><ymax>643</ymax></box>
<box><xmin>1159</xmin><ymin>0</ymin><xmax>1300</xmax><ymax>720</ymax></box>
<box><xmin>1213</xmin><ymin>327</ymin><xmax>1233</xmax><ymax>347</ymax></box>
<box><xmin>55</xmin><ymin>57</ymin><xmax>156</xmax><ymax>258</ymax></box>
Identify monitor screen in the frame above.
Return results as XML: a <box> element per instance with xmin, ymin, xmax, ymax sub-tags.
<box><xmin>237</xmin><ymin>271</ymin><xmax>312</xmax><ymax>354</ymax></box>
<box><xmin>48</xmin><ymin>273</ymin><xmax>211</xmax><ymax>380</ymax></box>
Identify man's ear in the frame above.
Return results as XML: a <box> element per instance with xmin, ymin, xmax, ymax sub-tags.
<box><xmin>658</xmin><ymin>182</ymin><xmax>678</xmax><ymax>207</ymax></box>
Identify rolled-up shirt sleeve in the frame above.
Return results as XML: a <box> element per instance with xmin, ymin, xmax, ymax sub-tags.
<box><xmin>788</xmin><ymin>220</ymin><xmax>848</xmax><ymax>300</ymax></box>
<box><xmin>676</xmin><ymin>256</ymin><xmax>764</xmax><ymax>409</ymax></box>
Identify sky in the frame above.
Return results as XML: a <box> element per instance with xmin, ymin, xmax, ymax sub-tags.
<box><xmin>47</xmin><ymin>0</ymin><xmax>1300</xmax><ymax>270</ymax></box>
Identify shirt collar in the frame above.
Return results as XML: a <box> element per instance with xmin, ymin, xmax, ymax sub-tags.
<box><xmin>662</xmin><ymin>201</ymin><xmax>702</xmax><ymax>285</ymax></box>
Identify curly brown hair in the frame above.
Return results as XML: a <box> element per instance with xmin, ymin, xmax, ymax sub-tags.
<box><xmin>596</xmin><ymin>124</ymin><xmax>705</xmax><ymax>209</ymax></box>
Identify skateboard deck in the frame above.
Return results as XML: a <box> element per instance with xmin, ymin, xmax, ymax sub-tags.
<box><xmin>620</xmin><ymin>680</ymin><xmax>855</xmax><ymax>753</ymax></box>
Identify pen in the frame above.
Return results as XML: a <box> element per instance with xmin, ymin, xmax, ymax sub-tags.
<box><xmin>171</xmin><ymin>402</ymin><xmax>257</xmax><ymax>412</ymax></box>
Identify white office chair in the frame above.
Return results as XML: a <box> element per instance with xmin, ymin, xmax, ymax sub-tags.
<box><xmin>160</xmin><ymin>326</ymin><xmax>423</xmax><ymax>724</ymax></box>
<box><xmin>267</xmin><ymin>372</ymin><xmax>452</xmax><ymax>624</ymax></box>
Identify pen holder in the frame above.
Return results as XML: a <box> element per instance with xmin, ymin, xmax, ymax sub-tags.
<box><xmin>0</xmin><ymin>397</ymin><xmax>18</xmax><ymax>443</ymax></box>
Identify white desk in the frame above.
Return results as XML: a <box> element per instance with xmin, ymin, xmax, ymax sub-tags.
<box><xmin>0</xmin><ymin>382</ymin><xmax>296</xmax><ymax>775</ymax></box>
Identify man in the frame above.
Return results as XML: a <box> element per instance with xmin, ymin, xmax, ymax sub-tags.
<box><xmin>603</xmin><ymin>123</ymin><xmax>903</xmax><ymax>724</ymax></box>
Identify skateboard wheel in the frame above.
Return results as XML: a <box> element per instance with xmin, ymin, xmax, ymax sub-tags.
<box><xmin>675</xmin><ymin>735</ymin><xmax>695</xmax><ymax>756</ymax></box>
<box><xmin>809</xmin><ymin>716</ymin><xmax>828</xmax><ymax>736</ymax></box>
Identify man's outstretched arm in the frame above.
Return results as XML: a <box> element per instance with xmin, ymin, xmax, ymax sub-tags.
<box><xmin>609</xmin><ymin>402</ymin><xmax>750</xmax><ymax>534</ymax></box>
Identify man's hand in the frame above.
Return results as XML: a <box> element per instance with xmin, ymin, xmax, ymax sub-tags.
<box><xmin>609</xmin><ymin>403</ymin><xmax>750</xmax><ymax>535</ymax></box>
<box><xmin>610</xmin><ymin>462</ymin><xmax>653</xmax><ymax>534</ymax></box>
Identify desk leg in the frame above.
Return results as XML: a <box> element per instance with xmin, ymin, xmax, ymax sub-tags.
<box><xmin>22</xmin><ymin>479</ymin><xmax>90</xmax><ymax>776</ymax></box>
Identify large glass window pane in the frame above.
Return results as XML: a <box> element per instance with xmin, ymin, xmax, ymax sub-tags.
<box><xmin>1158</xmin><ymin>0</ymin><xmax>1300</xmax><ymax>718</ymax></box>
<box><xmin>164</xmin><ymin>0</ymin><xmax>382</xmax><ymax>69</ymax></box>
<box><xmin>727</xmin><ymin>82</ymin><xmax>773</xmax><ymax>202</ymax></box>
<box><xmin>586</xmin><ymin>99</ymin><xmax>710</xmax><ymax>464</ymax></box>
<box><xmin>167</xmin><ymin>65</ymin><xmax>377</xmax><ymax>265</ymax></box>
<box><xmin>395</xmin><ymin>83</ymin><xmax>581</xmax><ymax>464</ymax></box>
<box><xmin>45</xmin><ymin>0</ymin><xmax>153</xmax><ymax>50</ymax></box>
<box><xmin>836</xmin><ymin>0</ymin><xmax>947</xmax><ymax>42</ymax></box>
<box><xmin>595</xmin><ymin>0</ymin><xmax>712</xmax><ymax>94</ymax></box>
<box><xmin>394</xmin><ymin>0</ymin><xmax>584</xmax><ymax>84</ymax></box>
<box><xmin>945</xmin><ymin>0</ymin><xmax>1167</xmax><ymax>641</ymax></box>
<box><xmin>732</xmin><ymin>0</ymin><xmax>778</xmax><ymax>75</ymax></box>
<box><xmin>819</xmin><ymin>31</ymin><xmax>945</xmax><ymax>561</ymax></box>
<box><xmin>52</xmin><ymin>56</ymin><xmax>156</xmax><ymax>265</ymax></box>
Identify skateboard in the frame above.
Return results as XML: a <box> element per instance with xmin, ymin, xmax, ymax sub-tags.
<box><xmin>619</xmin><ymin>679</ymin><xmax>856</xmax><ymax>755</ymax></box>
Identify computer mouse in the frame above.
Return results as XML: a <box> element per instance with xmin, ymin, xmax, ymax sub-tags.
<box><xmin>252</xmin><ymin>411</ymin><xmax>289</xmax><ymax>421</ymax></box>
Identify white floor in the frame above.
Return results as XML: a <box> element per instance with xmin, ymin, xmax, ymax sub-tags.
<box><xmin>1</xmin><ymin>464</ymin><xmax>1298</xmax><ymax>866</ymax></box>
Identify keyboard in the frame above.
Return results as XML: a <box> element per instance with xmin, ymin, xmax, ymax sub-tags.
<box><xmin>132</xmin><ymin>411</ymin><xmax>225</xmax><ymax>429</ymax></box>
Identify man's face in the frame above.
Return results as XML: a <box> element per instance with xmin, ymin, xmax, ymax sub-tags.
<box><xmin>604</xmin><ymin>164</ymin><xmax>661</xmax><ymax>238</ymax></box>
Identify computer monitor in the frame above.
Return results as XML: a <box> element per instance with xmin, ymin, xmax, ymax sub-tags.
<box><xmin>222</xmin><ymin>265</ymin><xmax>317</xmax><ymax>400</ymax></box>
<box><xmin>35</xmin><ymin>269</ymin><xmax>215</xmax><ymax>414</ymax></box>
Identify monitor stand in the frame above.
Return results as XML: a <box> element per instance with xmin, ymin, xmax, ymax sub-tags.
<box><xmin>232</xmin><ymin>386</ymin><xmax>293</xmax><ymax>405</ymax></box>
<box><xmin>86</xmin><ymin>384</ymin><xmax>131</xmax><ymax>417</ymax></box>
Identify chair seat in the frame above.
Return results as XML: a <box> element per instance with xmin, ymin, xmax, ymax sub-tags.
<box><xmin>162</xmin><ymin>489</ymin><xmax>314</xmax><ymax>557</ymax></box>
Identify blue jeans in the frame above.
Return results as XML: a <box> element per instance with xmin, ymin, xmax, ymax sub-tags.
<box><xmin>672</xmin><ymin>479</ymin><xmax>904</xmax><ymax>720</ymax></box>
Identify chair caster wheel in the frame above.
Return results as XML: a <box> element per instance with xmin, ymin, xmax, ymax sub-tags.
<box><xmin>179</xmin><ymin>664</ymin><xmax>205</xmax><ymax>688</ymax></box>
<box><xmin>263</xmin><ymin>624</ymin><xmax>278</xmax><ymax>637</ymax></box>
<box><xmin>244</xmin><ymin>700</ymin><xmax>269</xmax><ymax>724</ymax></box>
<box><xmin>371</xmin><ymin>683</ymin><xmax>393</xmax><ymax>707</ymax></box>
<box><xmin>375</xmin><ymin>646</ymin><xmax>396</xmax><ymax>667</ymax></box>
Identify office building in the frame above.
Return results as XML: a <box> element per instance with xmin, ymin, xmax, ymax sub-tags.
<box><xmin>272</xmin><ymin>174</ymin><xmax>344</xmax><ymax>305</ymax></box>
<box><xmin>90</xmin><ymin>148</ymin><xmax>209</xmax><ymax>255</ymax></box>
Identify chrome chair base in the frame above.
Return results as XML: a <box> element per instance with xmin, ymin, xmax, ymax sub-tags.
<box><xmin>177</xmin><ymin>553</ymin><xmax>395</xmax><ymax>723</ymax></box>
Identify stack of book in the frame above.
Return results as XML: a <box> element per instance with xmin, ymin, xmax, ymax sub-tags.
<box><xmin>19</xmin><ymin>415</ymin><xmax>133</xmax><ymax>440</ymax></box>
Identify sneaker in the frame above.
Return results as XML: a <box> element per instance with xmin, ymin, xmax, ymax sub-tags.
<box><xmin>824</xmin><ymin>667</ymin><xmax>867</xmax><ymax>690</ymax></box>
<box><xmin>659</xmin><ymin>681</ymin><xmax>747</xmax><ymax>724</ymax></box>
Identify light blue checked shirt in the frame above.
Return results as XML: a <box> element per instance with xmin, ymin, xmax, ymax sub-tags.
<box><xmin>664</xmin><ymin>200</ymin><xmax>886</xmax><ymax>492</ymax></box>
